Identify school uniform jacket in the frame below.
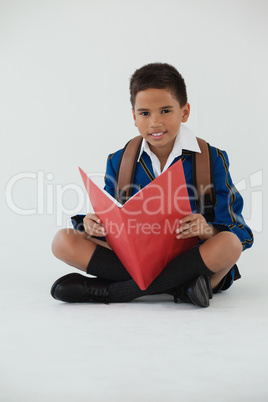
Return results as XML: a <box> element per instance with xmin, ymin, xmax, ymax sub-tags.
<box><xmin>103</xmin><ymin>145</ymin><xmax>253</xmax><ymax>252</ymax></box>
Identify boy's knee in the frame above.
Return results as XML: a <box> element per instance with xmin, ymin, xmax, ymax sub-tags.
<box><xmin>231</xmin><ymin>233</ymin><xmax>243</xmax><ymax>261</ymax></box>
<box><xmin>220</xmin><ymin>231</ymin><xmax>242</xmax><ymax>261</ymax></box>
<box><xmin>51</xmin><ymin>228</ymin><xmax>76</xmax><ymax>259</ymax></box>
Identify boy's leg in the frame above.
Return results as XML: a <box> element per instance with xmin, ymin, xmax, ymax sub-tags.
<box><xmin>51</xmin><ymin>230</ymin><xmax>242</xmax><ymax>303</ymax></box>
<box><xmin>209</xmin><ymin>267</ymin><xmax>232</xmax><ymax>290</ymax></box>
<box><xmin>51</xmin><ymin>228</ymin><xmax>131</xmax><ymax>281</ymax></box>
<box><xmin>198</xmin><ymin>231</ymin><xmax>242</xmax><ymax>290</ymax></box>
<box><xmin>52</xmin><ymin>228</ymin><xmax>97</xmax><ymax>271</ymax></box>
<box><xmin>107</xmin><ymin>231</ymin><xmax>242</xmax><ymax>302</ymax></box>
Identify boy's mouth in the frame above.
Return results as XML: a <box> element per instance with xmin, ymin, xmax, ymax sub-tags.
<box><xmin>149</xmin><ymin>131</ymin><xmax>167</xmax><ymax>138</ymax></box>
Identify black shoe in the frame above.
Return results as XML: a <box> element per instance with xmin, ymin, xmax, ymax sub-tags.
<box><xmin>204</xmin><ymin>276</ymin><xmax>213</xmax><ymax>299</ymax></box>
<box><xmin>173</xmin><ymin>275</ymin><xmax>212</xmax><ymax>308</ymax></box>
<box><xmin>50</xmin><ymin>273</ymin><xmax>112</xmax><ymax>304</ymax></box>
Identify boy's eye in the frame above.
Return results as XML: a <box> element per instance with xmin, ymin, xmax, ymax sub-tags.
<box><xmin>140</xmin><ymin>110</ymin><xmax>170</xmax><ymax>116</ymax></box>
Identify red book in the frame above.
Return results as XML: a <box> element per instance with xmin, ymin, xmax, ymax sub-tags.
<box><xmin>79</xmin><ymin>160</ymin><xmax>198</xmax><ymax>290</ymax></box>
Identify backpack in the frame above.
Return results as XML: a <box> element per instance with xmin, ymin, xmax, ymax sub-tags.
<box><xmin>115</xmin><ymin>136</ymin><xmax>216</xmax><ymax>221</ymax></box>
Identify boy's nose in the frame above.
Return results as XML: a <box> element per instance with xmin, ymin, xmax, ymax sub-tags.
<box><xmin>150</xmin><ymin>117</ymin><xmax>163</xmax><ymax>128</ymax></box>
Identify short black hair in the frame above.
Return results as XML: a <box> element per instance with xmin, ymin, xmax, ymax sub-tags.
<box><xmin>129</xmin><ymin>62</ymin><xmax>188</xmax><ymax>109</ymax></box>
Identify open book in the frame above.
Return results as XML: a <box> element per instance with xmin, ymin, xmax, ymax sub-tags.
<box><xmin>79</xmin><ymin>160</ymin><xmax>198</xmax><ymax>290</ymax></box>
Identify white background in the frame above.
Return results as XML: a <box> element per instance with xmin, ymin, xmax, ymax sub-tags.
<box><xmin>0</xmin><ymin>1</ymin><xmax>267</xmax><ymax>401</ymax></box>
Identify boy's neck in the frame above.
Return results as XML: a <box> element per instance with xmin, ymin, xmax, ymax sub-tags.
<box><xmin>148</xmin><ymin>138</ymin><xmax>176</xmax><ymax>168</ymax></box>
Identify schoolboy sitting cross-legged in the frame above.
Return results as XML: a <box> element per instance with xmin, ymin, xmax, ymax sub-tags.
<box><xmin>51</xmin><ymin>62</ymin><xmax>253</xmax><ymax>308</ymax></box>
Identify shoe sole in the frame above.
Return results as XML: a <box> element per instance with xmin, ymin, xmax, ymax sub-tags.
<box><xmin>50</xmin><ymin>273</ymin><xmax>82</xmax><ymax>299</ymax></box>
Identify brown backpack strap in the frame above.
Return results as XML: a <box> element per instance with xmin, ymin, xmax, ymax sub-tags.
<box><xmin>116</xmin><ymin>135</ymin><xmax>215</xmax><ymax>217</ymax></box>
<box><xmin>195</xmin><ymin>137</ymin><xmax>212</xmax><ymax>200</ymax></box>
<box><xmin>116</xmin><ymin>135</ymin><xmax>143</xmax><ymax>203</ymax></box>
<box><xmin>194</xmin><ymin>138</ymin><xmax>215</xmax><ymax>220</ymax></box>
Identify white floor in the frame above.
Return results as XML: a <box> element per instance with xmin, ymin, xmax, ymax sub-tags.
<box><xmin>1</xmin><ymin>233</ymin><xmax>267</xmax><ymax>402</ymax></box>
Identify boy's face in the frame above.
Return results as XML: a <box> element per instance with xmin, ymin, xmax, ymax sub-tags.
<box><xmin>132</xmin><ymin>88</ymin><xmax>190</xmax><ymax>158</ymax></box>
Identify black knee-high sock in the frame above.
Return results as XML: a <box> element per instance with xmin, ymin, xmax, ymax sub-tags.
<box><xmin>86</xmin><ymin>245</ymin><xmax>132</xmax><ymax>282</ymax></box>
<box><xmin>108</xmin><ymin>246</ymin><xmax>214</xmax><ymax>302</ymax></box>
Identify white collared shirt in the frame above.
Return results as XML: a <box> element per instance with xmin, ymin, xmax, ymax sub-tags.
<box><xmin>137</xmin><ymin>124</ymin><xmax>201</xmax><ymax>177</ymax></box>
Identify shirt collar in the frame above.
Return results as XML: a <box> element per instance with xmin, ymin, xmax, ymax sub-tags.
<box><xmin>137</xmin><ymin>124</ymin><xmax>201</xmax><ymax>163</ymax></box>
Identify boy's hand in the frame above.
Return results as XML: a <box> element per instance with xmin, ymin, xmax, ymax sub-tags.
<box><xmin>176</xmin><ymin>213</ymin><xmax>219</xmax><ymax>241</ymax></box>
<box><xmin>83</xmin><ymin>213</ymin><xmax>107</xmax><ymax>237</ymax></box>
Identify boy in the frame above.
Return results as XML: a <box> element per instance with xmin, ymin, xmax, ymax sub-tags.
<box><xmin>51</xmin><ymin>63</ymin><xmax>253</xmax><ymax>308</ymax></box>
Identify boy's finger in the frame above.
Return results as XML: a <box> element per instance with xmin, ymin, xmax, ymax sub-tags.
<box><xmin>91</xmin><ymin>215</ymin><xmax>100</xmax><ymax>224</ymax></box>
<box><xmin>94</xmin><ymin>223</ymin><xmax>107</xmax><ymax>235</ymax></box>
<box><xmin>179</xmin><ymin>214</ymin><xmax>195</xmax><ymax>224</ymax></box>
<box><xmin>176</xmin><ymin>223</ymin><xmax>191</xmax><ymax>233</ymax></box>
<box><xmin>177</xmin><ymin>231</ymin><xmax>194</xmax><ymax>239</ymax></box>
<box><xmin>85</xmin><ymin>213</ymin><xmax>101</xmax><ymax>223</ymax></box>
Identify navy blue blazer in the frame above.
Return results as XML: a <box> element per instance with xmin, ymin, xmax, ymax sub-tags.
<box><xmin>103</xmin><ymin>145</ymin><xmax>253</xmax><ymax>252</ymax></box>
<box><xmin>71</xmin><ymin>143</ymin><xmax>253</xmax><ymax>290</ymax></box>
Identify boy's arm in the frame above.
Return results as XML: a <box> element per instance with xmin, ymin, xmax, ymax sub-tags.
<box><xmin>177</xmin><ymin>148</ymin><xmax>253</xmax><ymax>250</ymax></box>
<box><xmin>103</xmin><ymin>153</ymin><xmax>118</xmax><ymax>198</ymax></box>
<box><xmin>206</xmin><ymin>147</ymin><xmax>254</xmax><ymax>251</ymax></box>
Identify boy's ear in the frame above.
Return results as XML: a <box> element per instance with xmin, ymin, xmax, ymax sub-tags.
<box><xmin>181</xmin><ymin>103</ymin><xmax>190</xmax><ymax>123</ymax></box>
<box><xmin>132</xmin><ymin>108</ymin><xmax>137</xmax><ymax>127</ymax></box>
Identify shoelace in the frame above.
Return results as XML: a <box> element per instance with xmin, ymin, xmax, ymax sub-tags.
<box><xmin>80</xmin><ymin>283</ymin><xmax>109</xmax><ymax>304</ymax></box>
